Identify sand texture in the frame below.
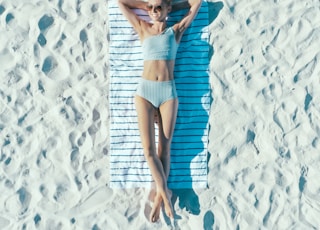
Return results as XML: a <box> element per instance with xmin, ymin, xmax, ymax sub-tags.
<box><xmin>0</xmin><ymin>0</ymin><xmax>320</xmax><ymax>229</ymax></box>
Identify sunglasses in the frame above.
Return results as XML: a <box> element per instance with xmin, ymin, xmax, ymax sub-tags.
<box><xmin>146</xmin><ymin>4</ymin><xmax>163</xmax><ymax>12</ymax></box>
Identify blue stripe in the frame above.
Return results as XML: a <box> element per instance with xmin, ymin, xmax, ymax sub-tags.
<box><xmin>167</xmin><ymin>180</ymin><xmax>207</xmax><ymax>184</ymax></box>
<box><xmin>110</xmin><ymin>167</ymin><xmax>206</xmax><ymax>171</ymax></box>
<box><xmin>111</xmin><ymin>173</ymin><xmax>206</xmax><ymax>178</ymax></box>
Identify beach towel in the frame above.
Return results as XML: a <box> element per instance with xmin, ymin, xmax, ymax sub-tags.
<box><xmin>108</xmin><ymin>0</ymin><xmax>210</xmax><ymax>189</ymax></box>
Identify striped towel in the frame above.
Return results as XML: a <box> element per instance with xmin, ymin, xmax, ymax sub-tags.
<box><xmin>108</xmin><ymin>0</ymin><xmax>210</xmax><ymax>189</ymax></box>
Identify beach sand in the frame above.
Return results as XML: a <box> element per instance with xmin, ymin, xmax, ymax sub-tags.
<box><xmin>0</xmin><ymin>0</ymin><xmax>319</xmax><ymax>229</ymax></box>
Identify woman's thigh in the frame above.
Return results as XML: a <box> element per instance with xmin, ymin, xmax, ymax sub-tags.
<box><xmin>135</xmin><ymin>95</ymin><xmax>157</xmax><ymax>153</ymax></box>
<box><xmin>158</xmin><ymin>98</ymin><xmax>179</xmax><ymax>148</ymax></box>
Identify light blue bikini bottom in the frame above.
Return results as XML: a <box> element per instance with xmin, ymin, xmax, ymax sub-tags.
<box><xmin>136</xmin><ymin>78</ymin><xmax>177</xmax><ymax>108</ymax></box>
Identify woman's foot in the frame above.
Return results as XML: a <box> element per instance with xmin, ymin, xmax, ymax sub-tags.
<box><xmin>150</xmin><ymin>194</ymin><xmax>162</xmax><ymax>222</ymax></box>
<box><xmin>162</xmin><ymin>192</ymin><xmax>174</xmax><ymax>220</ymax></box>
<box><xmin>149</xmin><ymin>190</ymin><xmax>174</xmax><ymax>222</ymax></box>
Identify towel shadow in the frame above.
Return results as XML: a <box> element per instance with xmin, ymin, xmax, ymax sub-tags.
<box><xmin>172</xmin><ymin>189</ymin><xmax>200</xmax><ymax>215</ymax></box>
<box><xmin>169</xmin><ymin>0</ymin><xmax>223</xmax><ymax>217</ymax></box>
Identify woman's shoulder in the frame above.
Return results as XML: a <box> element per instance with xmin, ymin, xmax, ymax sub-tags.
<box><xmin>171</xmin><ymin>24</ymin><xmax>183</xmax><ymax>43</ymax></box>
<box><xmin>140</xmin><ymin>22</ymin><xmax>167</xmax><ymax>42</ymax></box>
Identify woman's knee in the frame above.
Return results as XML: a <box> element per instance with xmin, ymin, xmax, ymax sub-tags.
<box><xmin>158</xmin><ymin>144</ymin><xmax>171</xmax><ymax>157</ymax></box>
<box><xmin>143</xmin><ymin>146</ymin><xmax>157</xmax><ymax>158</ymax></box>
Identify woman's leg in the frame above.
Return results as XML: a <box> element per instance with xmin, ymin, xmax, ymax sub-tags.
<box><xmin>153</xmin><ymin>98</ymin><xmax>178</xmax><ymax>219</ymax></box>
<box><xmin>134</xmin><ymin>95</ymin><xmax>172</xmax><ymax>222</ymax></box>
<box><xmin>158</xmin><ymin>98</ymin><xmax>178</xmax><ymax>179</ymax></box>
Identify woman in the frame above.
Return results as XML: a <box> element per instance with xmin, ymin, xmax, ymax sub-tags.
<box><xmin>117</xmin><ymin>0</ymin><xmax>202</xmax><ymax>222</ymax></box>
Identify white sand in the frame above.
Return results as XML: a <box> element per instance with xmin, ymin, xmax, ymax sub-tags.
<box><xmin>0</xmin><ymin>0</ymin><xmax>319</xmax><ymax>229</ymax></box>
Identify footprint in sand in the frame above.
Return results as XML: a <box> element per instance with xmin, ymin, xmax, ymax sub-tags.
<box><xmin>70</xmin><ymin>147</ymin><xmax>80</xmax><ymax>171</ymax></box>
<box><xmin>37</xmin><ymin>14</ymin><xmax>54</xmax><ymax>48</ymax></box>
<box><xmin>69</xmin><ymin>131</ymin><xmax>86</xmax><ymax>171</ymax></box>
<box><xmin>4</xmin><ymin>187</ymin><xmax>31</xmax><ymax>217</ymax></box>
<box><xmin>203</xmin><ymin>210</ymin><xmax>215</xmax><ymax>230</ymax></box>
<box><xmin>41</xmin><ymin>54</ymin><xmax>69</xmax><ymax>80</ymax></box>
<box><xmin>0</xmin><ymin>5</ymin><xmax>5</xmax><ymax>15</ymax></box>
<box><xmin>80</xmin><ymin>29</ymin><xmax>88</xmax><ymax>43</ymax></box>
<box><xmin>312</xmin><ymin>137</ymin><xmax>319</xmax><ymax>149</ymax></box>
<box><xmin>38</xmin><ymin>14</ymin><xmax>54</xmax><ymax>32</ymax></box>
<box><xmin>299</xmin><ymin>166</ymin><xmax>308</xmax><ymax>193</ymax></box>
<box><xmin>37</xmin><ymin>33</ymin><xmax>46</xmax><ymax>46</ymax></box>
<box><xmin>293</xmin><ymin>57</ymin><xmax>316</xmax><ymax>83</ymax></box>
<box><xmin>304</xmin><ymin>89</ymin><xmax>312</xmax><ymax>112</ymax></box>
<box><xmin>41</xmin><ymin>56</ymin><xmax>57</xmax><ymax>75</ymax></box>
<box><xmin>55</xmin><ymin>33</ymin><xmax>66</xmax><ymax>49</ymax></box>
<box><xmin>227</xmin><ymin>193</ymin><xmax>239</xmax><ymax>220</ymax></box>
<box><xmin>34</xmin><ymin>213</ymin><xmax>41</xmax><ymax>227</ymax></box>
<box><xmin>6</xmin><ymin>13</ymin><xmax>14</xmax><ymax>24</ymax></box>
<box><xmin>63</xmin><ymin>96</ymin><xmax>84</xmax><ymax>124</ymax></box>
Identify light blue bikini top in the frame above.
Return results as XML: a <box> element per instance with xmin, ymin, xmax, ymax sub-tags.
<box><xmin>142</xmin><ymin>27</ymin><xmax>179</xmax><ymax>61</ymax></box>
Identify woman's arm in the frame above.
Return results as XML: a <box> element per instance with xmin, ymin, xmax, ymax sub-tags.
<box><xmin>175</xmin><ymin>0</ymin><xmax>202</xmax><ymax>34</ymax></box>
<box><xmin>118</xmin><ymin>0</ymin><xmax>148</xmax><ymax>10</ymax></box>
<box><xmin>117</xmin><ymin>0</ymin><xmax>148</xmax><ymax>33</ymax></box>
<box><xmin>171</xmin><ymin>0</ymin><xmax>191</xmax><ymax>12</ymax></box>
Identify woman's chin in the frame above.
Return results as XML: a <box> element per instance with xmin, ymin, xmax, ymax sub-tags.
<box><xmin>149</xmin><ymin>13</ymin><xmax>164</xmax><ymax>22</ymax></box>
<box><xmin>151</xmin><ymin>17</ymin><xmax>166</xmax><ymax>22</ymax></box>
<box><xmin>150</xmin><ymin>16</ymin><xmax>159</xmax><ymax>21</ymax></box>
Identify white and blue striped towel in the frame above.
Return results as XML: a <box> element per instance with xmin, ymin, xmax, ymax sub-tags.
<box><xmin>108</xmin><ymin>0</ymin><xmax>210</xmax><ymax>189</ymax></box>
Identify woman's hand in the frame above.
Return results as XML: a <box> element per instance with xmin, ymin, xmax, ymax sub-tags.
<box><xmin>118</xmin><ymin>0</ymin><xmax>148</xmax><ymax>11</ymax></box>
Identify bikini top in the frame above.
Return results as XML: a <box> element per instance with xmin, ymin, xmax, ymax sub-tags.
<box><xmin>142</xmin><ymin>27</ymin><xmax>179</xmax><ymax>61</ymax></box>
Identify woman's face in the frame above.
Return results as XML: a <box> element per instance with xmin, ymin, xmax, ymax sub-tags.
<box><xmin>147</xmin><ymin>0</ymin><xmax>171</xmax><ymax>22</ymax></box>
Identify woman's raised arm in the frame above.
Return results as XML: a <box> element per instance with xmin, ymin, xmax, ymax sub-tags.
<box><xmin>175</xmin><ymin>0</ymin><xmax>202</xmax><ymax>33</ymax></box>
<box><xmin>117</xmin><ymin>0</ymin><xmax>148</xmax><ymax>32</ymax></box>
<box><xmin>171</xmin><ymin>0</ymin><xmax>191</xmax><ymax>12</ymax></box>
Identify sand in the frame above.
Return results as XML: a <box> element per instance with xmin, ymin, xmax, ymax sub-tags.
<box><xmin>0</xmin><ymin>0</ymin><xmax>319</xmax><ymax>229</ymax></box>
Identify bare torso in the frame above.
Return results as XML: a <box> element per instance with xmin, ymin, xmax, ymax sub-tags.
<box><xmin>142</xmin><ymin>60</ymin><xmax>175</xmax><ymax>81</ymax></box>
<box><xmin>140</xmin><ymin>23</ymin><xmax>180</xmax><ymax>81</ymax></box>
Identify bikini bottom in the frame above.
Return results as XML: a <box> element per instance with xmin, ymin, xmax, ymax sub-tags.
<box><xmin>136</xmin><ymin>78</ymin><xmax>177</xmax><ymax>108</ymax></box>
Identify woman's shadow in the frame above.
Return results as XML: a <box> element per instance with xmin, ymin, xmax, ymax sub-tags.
<box><xmin>167</xmin><ymin>0</ymin><xmax>223</xmax><ymax>222</ymax></box>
